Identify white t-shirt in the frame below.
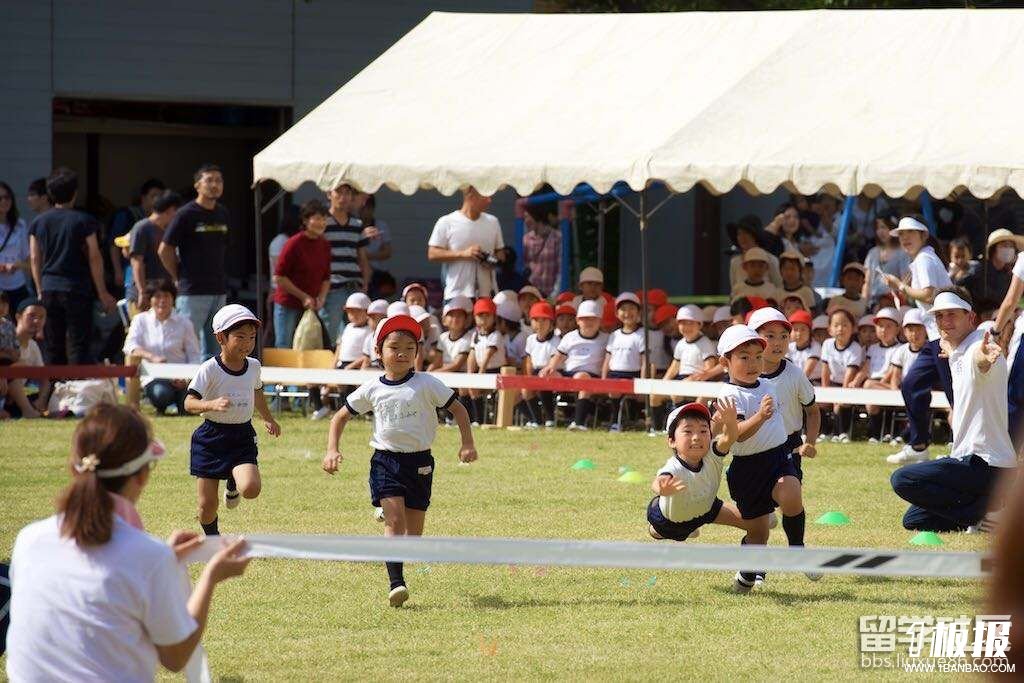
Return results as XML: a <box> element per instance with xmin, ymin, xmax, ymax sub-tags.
<box><xmin>888</xmin><ymin>342</ymin><xmax>921</xmax><ymax>376</ymax></box>
<box><xmin>760</xmin><ymin>359</ymin><xmax>815</xmax><ymax>437</ymax></box>
<box><xmin>606</xmin><ymin>328</ymin><xmax>645</xmax><ymax>372</ymax></box>
<box><xmin>673</xmin><ymin>334</ymin><xmax>716</xmax><ymax>376</ymax></box>
<box><xmin>557</xmin><ymin>330</ymin><xmax>608</xmax><ymax>375</ymax></box>
<box><xmin>345</xmin><ymin>371</ymin><xmax>456</xmax><ymax>452</ymax></box>
<box><xmin>507</xmin><ymin>329</ymin><xmax>528</xmax><ymax>364</ymax></box>
<box><xmin>427</xmin><ymin>210</ymin><xmax>504</xmax><ymax>299</ymax></box>
<box><xmin>657</xmin><ymin>445</ymin><xmax>727</xmax><ymax>522</ymax></box>
<box><xmin>438</xmin><ymin>331</ymin><xmax>472</xmax><ymax>365</ymax></box>
<box><xmin>648</xmin><ymin>329</ymin><xmax>673</xmax><ymax>371</ymax></box>
<box><xmin>820</xmin><ymin>338</ymin><xmax>864</xmax><ymax>384</ymax></box>
<box><xmin>787</xmin><ymin>340</ymin><xmax>821</xmax><ymax>375</ymax></box>
<box><xmin>730</xmin><ymin>280</ymin><xmax>779</xmax><ymax>304</ymax></box>
<box><xmin>948</xmin><ymin>329</ymin><xmax>1016</xmax><ymax>467</ymax></box>
<box><xmin>524</xmin><ymin>332</ymin><xmax>559</xmax><ymax>371</ymax></box>
<box><xmin>186</xmin><ymin>356</ymin><xmax>263</xmax><ymax>424</ymax></box>
<box><xmin>336</xmin><ymin>323</ymin><xmax>372</xmax><ymax>364</ymax></box>
<box><xmin>7</xmin><ymin>516</ymin><xmax>197</xmax><ymax>683</ymax></box>
<box><xmin>471</xmin><ymin>329</ymin><xmax>507</xmax><ymax>370</ymax></box>
<box><xmin>865</xmin><ymin>341</ymin><xmax>900</xmax><ymax>380</ymax></box>
<box><xmin>18</xmin><ymin>337</ymin><xmax>43</xmax><ymax>366</ymax></box>
<box><xmin>909</xmin><ymin>246</ymin><xmax>953</xmax><ymax>341</ymax></box>
<box><xmin>361</xmin><ymin>333</ymin><xmax>379</xmax><ymax>366</ymax></box>
<box><xmin>717</xmin><ymin>380</ymin><xmax>787</xmax><ymax>456</ymax></box>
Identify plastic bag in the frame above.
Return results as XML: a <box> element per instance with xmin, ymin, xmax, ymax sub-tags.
<box><xmin>292</xmin><ymin>309</ymin><xmax>330</xmax><ymax>350</ymax></box>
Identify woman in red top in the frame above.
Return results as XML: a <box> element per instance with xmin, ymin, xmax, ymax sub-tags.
<box><xmin>273</xmin><ymin>200</ymin><xmax>332</xmax><ymax>348</ymax></box>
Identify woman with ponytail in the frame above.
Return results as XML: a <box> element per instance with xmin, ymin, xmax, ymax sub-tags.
<box><xmin>7</xmin><ymin>404</ymin><xmax>251</xmax><ymax>681</ymax></box>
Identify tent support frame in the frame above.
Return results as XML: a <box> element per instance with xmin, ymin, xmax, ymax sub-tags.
<box><xmin>253</xmin><ymin>182</ymin><xmax>286</xmax><ymax>357</ymax></box>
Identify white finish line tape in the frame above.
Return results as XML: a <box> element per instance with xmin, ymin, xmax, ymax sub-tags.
<box><xmin>142</xmin><ymin>362</ymin><xmax>948</xmax><ymax>408</ymax></box>
<box><xmin>185</xmin><ymin>535</ymin><xmax>986</xmax><ymax>578</ymax></box>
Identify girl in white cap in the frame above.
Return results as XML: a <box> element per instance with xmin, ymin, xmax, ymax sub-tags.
<box><xmin>854</xmin><ymin>307</ymin><xmax>902</xmax><ymax>442</ymax></box>
<box><xmin>184</xmin><ymin>304</ymin><xmax>280</xmax><ymax>537</ymax></box>
<box><xmin>432</xmin><ymin>296</ymin><xmax>472</xmax><ymax>372</ymax></box>
<box><xmin>602</xmin><ymin>292</ymin><xmax>646</xmax><ymax>432</ymax></box>
<box><xmin>540</xmin><ymin>299</ymin><xmax>608</xmax><ymax>430</ymax></box>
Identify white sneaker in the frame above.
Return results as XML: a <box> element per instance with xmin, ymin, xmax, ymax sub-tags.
<box><xmin>224</xmin><ymin>489</ymin><xmax>240</xmax><ymax>509</ymax></box>
<box><xmin>767</xmin><ymin>512</ymin><xmax>779</xmax><ymax>529</ymax></box>
<box><xmin>608</xmin><ymin>423</ymin><xmax>622</xmax><ymax>433</ymax></box>
<box><xmin>886</xmin><ymin>444</ymin><xmax>930</xmax><ymax>465</ymax></box>
<box><xmin>830</xmin><ymin>434</ymin><xmax>841</xmax><ymax>443</ymax></box>
<box><xmin>805</xmin><ymin>572</ymin><xmax>823</xmax><ymax>581</ymax></box>
<box><xmin>732</xmin><ymin>572</ymin><xmax>755</xmax><ymax>594</ymax></box>
<box><xmin>868</xmin><ymin>437</ymin><xmax>879</xmax><ymax>444</ymax></box>
<box><xmin>567</xmin><ymin>421</ymin><xmax>589</xmax><ymax>432</ymax></box>
<box><xmin>882</xmin><ymin>434</ymin><xmax>893</xmax><ymax>443</ymax></box>
<box><xmin>373</xmin><ymin>507</ymin><xmax>385</xmax><ymax>522</ymax></box>
<box><xmin>754</xmin><ymin>572</ymin><xmax>766</xmax><ymax>586</ymax></box>
<box><xmin>524</xmin><ymin>421</ymin><xmax>539</xmax><ymax>430</ymax></box>
<box><xmin>816</xmin><ymin>434</ymin><xmax>827</xmax><ymax>444</ymax></box>
<box><xmin>310</xmin><ymin>406</ymin><xmax>332</xmax><ymax>421</ymax></box>
<box><xmin>544</xmin><ymin>420</ymin><xmax>556</xmax><ymax>428</ymax></box>
<box><xmin>838</xmin><ymin>433</ymin><xmax>851</xmax><ymax>444</ymax></box>
<box><xmin>388</xmin><ymin>585</ymin><xmax>409</xmax><ymax>607</ymax></box>
<box><xmin>891</xmin><ymin>436</ymin><xmax>905</xmax><ymax>446</ymax></box>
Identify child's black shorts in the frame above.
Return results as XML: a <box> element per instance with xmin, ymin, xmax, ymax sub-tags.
<box><xmin>190</xmin><ymin>420</ymin><xmax>258</xmax><ymax>480</ymax></box>
<box><xmin>726</xmin><ymin>443</ymin><xmax>799</xmax><ymax>519</ymax></box>
<box><xmin>647</xmin><ymin>496</ymin><xmax>723</xmax><ymax>541</ymax></box>
<box><xmin>369</xmin><ymin>449</ymin><xmax>435</xmax><ymax>510</ymax></box>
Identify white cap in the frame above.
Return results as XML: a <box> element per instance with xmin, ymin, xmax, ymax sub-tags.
<box><xmin>857</xmin><ymin>315</ymin><xmax>875</xmax><ymax>328</ymax></box>
<box><xmin>344</xmin><ymin>292</ymin><xmax>371</xmax><ymax>310</ymax></box>
<box><xmin>577</xmin><ymin>300</ymin><xmax>602</xmax><ymax>319</ymax></box>
<box><xmin>615</xmin><ymin>292</ymin><xmax>640</xmax><ymax>307</ymax></box>
<box><xmin>712</xmin><ymin>306</ymin><xmax>732</xmax><ymax>324</ymax></box>
<box><xmin>702</xmin><ymin>305</ymin><xmax>718</xmax><ymax>322</ymax></box>
<box><xmin>929</xmin><ymin>290</ymin><xmax>972</xmax><ymax>313</ymax></box>
<box><xmin>387</xmin><ymin>301</ymin><xmax>410</xmax><ymax>317</ymax></box>
<box><xmin>812</xmin><ymin>314</ymin><xmax>829</xmax><ymax>331</ymax></box>
<box><xmin>747</xmin><ymin>306</ymin><xmax>791</xmax><ymax>331</ymax></box>
<box><xmin>401</xmin><ymin>283</ymin><xmax>428</xmax><ymax>299</ymax></box>
<box><xmin>902</xmin><ymin>308</ymin><xmax>926</xmax><ymax>326</ymax></box>
<box><xmin>496</xmin><ymin>300</ymin><xmax>522</xmax><ymax>322</ymax></box>
<box><xmin>873</xmin><ymin>306</ymin><xmax>900</xmax><ymax>324</ymax></box>
<box><xmin>212</xmin><ymin>304</ymin><xmax>260</xmax><ymax>334</ymax></box>
<box><xmin>443</xmin><ymin>296</ymin><xmax>472</xmax><ymax>316</ymax></box>
<box><xmin>676</xmin><ymin>304</ymin><xmax>704</xmax><ymax>323</ymax></box>
<box><xmin>408</xmin><ymin>304</ymin><xmax>431</xmax><ymax>323</ymax></box>
<box><xmin>579</xmin><ymin>266</ymin><xmax>604</xmax><ymax>284</ymax></box>
<box><xmin>892</xmin><ymin>216</ymin><xmax>929</xmax><ymax>234</ymax></box>
<box><xmin>493</xmin><ymin>289</ymin><xmax>518</xmax><ymax>306</ymax></box>
<box><xmin>518</xmin><ymin>285</ymin><xmax>542</xmax><ymax>299</ymax></box>
<box><xmin>368</xmin><ymin>298</ymin><xmax>389</xmax><ymax>315</ymax></box>
<box><xmin>717</xmin><ymin>324</ymin><xmax>767</xmax><ymax>355</ymax></box>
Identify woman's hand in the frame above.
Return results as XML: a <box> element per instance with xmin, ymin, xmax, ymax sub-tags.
<box><xmin>168</xmin><ymin>530</ymin><xmax>203</xmax><ymax>561</ymax></box>
<box><xmin>204</xmin><ymin>538</ymin><xmax>252</xmax><ymax>583</ymax></box>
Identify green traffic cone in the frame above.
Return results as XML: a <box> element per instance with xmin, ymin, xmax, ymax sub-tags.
<box><xmin>815</xmin><ymin>511</ymin><xmax>852</xmax><ymax>526</ymax></box>
<box><xmin>909</xmin><ymin>531</ymin><xmax>944</xmax><ymax>546</ymax></box>
<box><xmin>617</xmin><ymin>471</ymin><xmax>647</xmax><ymax>484</ymax></box>
<box><xmin>571</xmin><ymin>459</ymin><xmax>596</xmax><ymax>470</ymax></box>
<box><xmin>618</xmin><ymin>465</ymin><xmax>633</xmax><ymax>474</ymax></box>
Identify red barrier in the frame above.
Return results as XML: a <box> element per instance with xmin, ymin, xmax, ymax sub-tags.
<box><xmin>496</xmin><ymin>375</ymin><xmax>634</xmax><ymax>394</ymax></box>
<box><xmin>0</xmin><ymin>365</ymin><xmax>138</xmax><ymax>380</ymax></box>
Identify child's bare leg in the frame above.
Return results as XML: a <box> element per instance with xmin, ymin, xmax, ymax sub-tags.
<box><xmin>405</xmin><ymin>509</ymin><xmax>426</xmax><ymax>537</ymax></box>
<box><xmin>380</xmin><ymin>496</ymin><xmax>410</xmax><ymax>594</ymax></box>
<box><xmin>713</xmin><ymin>501</ymin><xmax>760</xmax><ymax>532</ymax></box>
<box><xmin>232</xmin><ymin>463</ymin><xmax>262</xmax><ymax>499</ymax></box>
<box><xmin>196</xmin><ymin>478</ymin><xmax>220</xmax><ymax>530</ymax></box>
<box><xmin>772</xmin><ymin>475</ymin><xmax>806</xmax><ymax>546</ymax></box>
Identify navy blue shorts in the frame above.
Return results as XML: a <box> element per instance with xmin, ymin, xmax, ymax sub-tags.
<box><xmin>607</xmin><ymin>370</ymin><xmax>641</xmax><ymax>379</ymax></box>
<box><xmin>369</xmin><ymin>449</ymin><xmax>435</xmax><ymax>510</ymax></box>
<box><xmin>784</xmin><ymin>430</ymin><xmax>804</xmax><ymax>481</ymax></box>
<box><xmin>726</xmin><ymin>444</ymin><xmax>800</xmax><ymax>519</ymax></box>
<box><xmin>647</xmin><ymin>496</ymin><xmax>723</xmax><ymax>541</ymax></box>
<box><xmin>190</xmin><ymin>420</ymin><xmax>258</xmax><ymax>480</ymax></box>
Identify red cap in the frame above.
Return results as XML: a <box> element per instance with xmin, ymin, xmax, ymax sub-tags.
<box><xmin>529</xmin><ymin>302</ymin><xmax>555</xmax><ymax>320</ymax></box>
<box><xmin>667</xmin><ymin>401</ymin><xmax>712</xmax><ymax>432</ymax></box>
<box><xmin>788</xmin><ymin>309</ymin><xmax>813</xmax><ymax>328</ymax></box>
<box><xmin>646</xmin><ymin>289</ymin><xmax>668</xmax><ymax>307</ymax></box>
<box><xmin>746</xmin><ymin>296</ymin><xmax>769</xmax><ymax>310</ymax></box>
<box><xmin>555</xmin><ymin>304</ymin><xmax>576</xmax><ymax>317</ymax></box>
<box><xmin>556</xmin><ymin>291</ymin><xmax>575</xmax><ymax>304</ymax></box>
<box><xmin>374</xmin><ymin>314</ymin><xmax>423</xmax><ymax>348</ymax></box>
<box><xmin>473</xmin><ymin>298</ymin><xmax>497</xmax><ymax>316</ymax></box>
<box><xmin>653</xmin><ymin>303</ymin><xmax>678</xmax><ymax>326</ymax></box>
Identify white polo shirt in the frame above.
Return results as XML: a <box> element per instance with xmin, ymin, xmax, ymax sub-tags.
<box><xmin>337</xmin><ymin>323</ymin><xmax>372</xmax><ymax>364</ymax></box>
<box><xmin>948</xmin><ymin>329</ymin><xmax>1016</xmax><ymax>467</ymax></box>
<box><xmin>437</xmin><ymin>331</ymin><xmax>472</xmax><ymax>365</ymax></box>
<box><xmin>888</xmin><ymin>342</ymin><xmax>922</xmax><ymax>376</ymax></box>
<box><xmin>673</xmin><ymin>334</ymin><xmax>716</xmax><ymax>376</ymax></box>
<box><xmin>760</xmin><ymin>359</ymin><xmax>815</xmax><ymax>437</ymax></box>
<box><xmin>427</xmin><ymin>210</ymin><xmax>503</xmax><ymax>299</ymax></box>
<box><xmin>186</xmin><ymin>356</ymin><xmax>263</xmax><ymax>424</ymax></box>
<box><xmin>345</xmin><ymin>371</ymin><xmax>456</xmax><ymax>452</ymax></box>
<box><xmin>657</xmin><ymin>445</ymin><xmax>727</xmax><ymax>522</ymax></box>
<box><xmin>524</xmin><ymin>332</ymin><xmax>560</xmax><ymax>371</ymax></box>
<box><xmin>787</xmin><ymin>340</ymin><xmax>821</xmax><ymax>374</ymax></box>
<box><xmin>471</xmin><ymin>329</ymin><xmax>507</xmax><ymax>369</ymax></box>
<box><xmin>865</xmin><ymin>341</ymin><xmax>900</xmax><ymax>380</ymax></box>
<box><xmin>717</xmin><ymin>380</ymin><xmax>787</xmax><ymax>456</ymax></box>
<box><xmin>820</xmin><ymin>338</ymin><xmax>863</xmax><ymax>384</ymax></box>
<box><xmin>606</xmin><ymin>328</ymin><xmax>645</xmax><ymax>372</ymax></box>
<box><xmin>7</xmin><ymin>516</ymin><xmax>197</xmax><ymax>683</ymax></box>
<box><xmin>909</xmin><ymin>246</ymin><xmax>953</xmax><ymax>341</ymax></box>
<box><xmin>557</xmin><ymin>329</ymin><xmax>608</xmax><ymax>375</ymax></box>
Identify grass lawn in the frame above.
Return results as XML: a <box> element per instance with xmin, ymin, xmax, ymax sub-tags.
<box><xmin>0</xmin><ymin>412</ymin><xmax>990</xmax><ymax>681</ymax></box>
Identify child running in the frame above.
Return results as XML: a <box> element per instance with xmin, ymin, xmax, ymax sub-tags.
<box><xmin>716</xmin><ymin>324</ymin><xmax>813</xmax><ymax>592</ymax></box>
<box><xmin>322</xmin><ymin>314</ymin><xmax>478</xmax><ymax>607</ymax></box>
<box><xmin>185</xmin><ymin>304</ymin><xmax>280</xmax><ymax>536</ymax></box>
<box><xmin>647</xmin><ymin>398</ymin><xmax>747</xmax><ymax>543</ymax></box>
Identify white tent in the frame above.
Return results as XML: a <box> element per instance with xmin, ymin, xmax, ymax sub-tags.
<box><xmin>254</xmin><ymin>9</ymin><xmax>1024</xmax><ymax>201</ymax></box>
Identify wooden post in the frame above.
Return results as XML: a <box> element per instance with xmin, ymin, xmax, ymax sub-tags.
<box><xmin>125</xmin><ymin>355</ymin><xmax>141</xmax><ymax>409</ymax></box>
<box><xmin>496</xmin><ymin>366</ymin><xmax>518</xmax><ymax>428</ymax></box>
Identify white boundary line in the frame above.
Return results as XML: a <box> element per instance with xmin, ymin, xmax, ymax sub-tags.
<box><xmin>185</xmin><ymin>535</ymin><xmax>985</xmax><ymax>578</ymax></box>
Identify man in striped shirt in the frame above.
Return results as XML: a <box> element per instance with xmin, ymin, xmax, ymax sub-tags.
<box><xmin>319</xmin><ymin>183</ymin><xmax>371</xmax><ymax>341</ymax></box>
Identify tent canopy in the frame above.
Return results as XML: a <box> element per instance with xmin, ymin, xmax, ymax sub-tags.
<box><xmin>254</xmin><ymin>9</ymin><xmax>1024</xmax><ymax>200</ymax></box>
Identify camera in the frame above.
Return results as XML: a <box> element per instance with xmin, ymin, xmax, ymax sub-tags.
<box><xmin>476</xmin><ymin>251</ymin><xmax>500</xmax><ymax>266</ymax></box>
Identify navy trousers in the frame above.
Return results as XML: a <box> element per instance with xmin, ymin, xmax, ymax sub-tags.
<box><xmin>899</xmin><ymin>339</ymin><xmax>954</xmax><ymax>448</ymax></box>
<box><xmin>890</xmin><ymin>455</ymin><xmax>1000</xmax><ymax>532</ymax></box>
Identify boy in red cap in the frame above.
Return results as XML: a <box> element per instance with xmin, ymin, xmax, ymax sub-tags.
<box><xmin>466</xmin><ymin>298</ymin><xmax>506</xmax><ymax>423</ymax></box>
<box><xmin>786</xmin><ymin>309</ymin><xmax>820</xmax><ymax>380</ymax></box>
<box><xmin>521</xmin><ymin>301</ymin><xmax>559</xmax><ymax>427</ymax></box>
<box><xmin>323</xmin><ymin>314</ymin><xmax>478</xmax><ymax>607</ymax></box>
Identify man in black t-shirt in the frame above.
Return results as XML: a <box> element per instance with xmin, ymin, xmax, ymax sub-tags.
<box><xmin>28</xmin><ymin>167</ymin><xmax>115</xmax><ymax>365</ymax></box>
<box><xmin>159</xmin><ymin>164</ymin><xmax>229</xmax><ymax>360</ymax></box>
<box><xmin>127</xmin><ymin>190</ymin><xmax>180</xmax><ymax>309</ymax></box>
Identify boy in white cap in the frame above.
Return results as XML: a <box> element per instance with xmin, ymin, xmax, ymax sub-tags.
<box><xmin>662</xmin><ymin>305</ymin><xmax>718</xmax><ymax>385</ymax></box>
<box><xmin>730</xmin><ymin>248</ymin><xmax>778</xmax><ymax>304</ymax></box>
<box><xmin>358</xmin><ymin>299</ymin><xmax>389</xmax><ymax>368</ymax></box>
<box><xmin>433</xmin><ymin>296</ymin><xmax>472</xmax><ymax>372</ymax></box>
<box><xmin>540</xmin><ymin>299</ymin><xmax>608</xmax><ymax>430</ymax></box>
<box><xmin>716</xmin><ymin>324</ymin><xmax>809</xmax><ymax>592</ymax></box>
<box><xmin>883</xmin><ymin>308</ymin><xmax>928</xmax><ymax>447</ymax></box>
<box><xmin>185</xmin><ymin>304</ymin><xmax>280</xmax><ymax>537</ymax></box>
<box><xmin>334</xmin><ymin>292</ymin><xmax>372</xmax><ymax>370</ymax></box>
<box><xmin>602</xmin><ymin>292</ymin><xmax>646</xmax><ymax>432</ymax></box>
<box><xmin>577</xmin><ymin>266</ymin><xmax>617</xmax><ymax>331</ymax></box>
<box><xmin>709</xmin><ymin>305</ymin><xmax>732</xmax><ymax>341</ymax></box>
<box><xmin>855</xmin><ymin>306</ymin><xmax>902</xmax><ymax>442</ymax></box>
<box><xmin>811</xmin><ymin>314</ymin><xmax>830</xmax><ymax>346</ymax></box>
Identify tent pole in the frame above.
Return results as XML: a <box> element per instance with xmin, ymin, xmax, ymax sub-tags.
<box><xmin>254</xmin><ymin>182</ymin><xmax>264</xmax><ymax>358</ymax></box>
<box><xmin>639</xmin><ymin>188</ymin><xmax>652</xmax><ymax>433</ymax></box>
<box><xmin>919</xmin><ymin>190</ymin><xmax>938</xmax><ymax>235</ymax></box>
<box><xmin>597</xmin><ymin>200</ymin><xmax>606</xmax><ymax>271</ymax></box>
<box><xmin>830</xmin><ymin>196</ymin><xmax>856</xmax><ymax>288</ymax></box>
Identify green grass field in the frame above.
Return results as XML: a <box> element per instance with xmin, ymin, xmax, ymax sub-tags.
<box><xmin>1</xmin><ymin>413</ymin><xmax>989</xmax><ymax>681</ymax></box>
